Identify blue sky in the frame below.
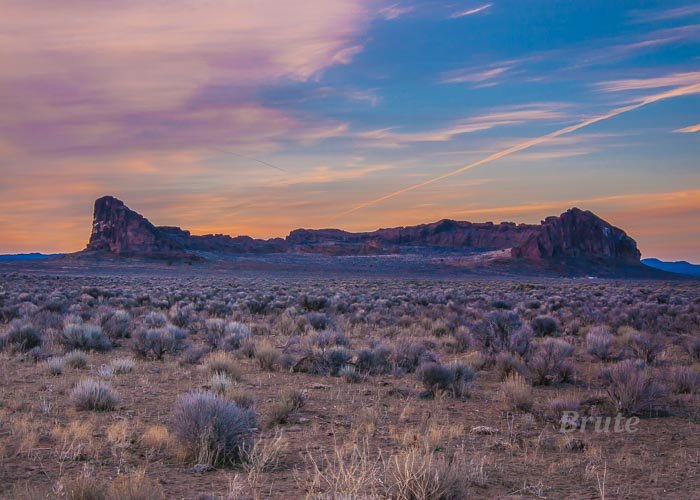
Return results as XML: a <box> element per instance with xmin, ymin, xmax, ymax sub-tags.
<box><xmin>1</xmin><ymin>0</ymin><xmax>698</xmax><ymax>259</ymax></box>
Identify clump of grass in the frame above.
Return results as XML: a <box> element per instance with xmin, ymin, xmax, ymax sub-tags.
<box><xmin>71</xmin><ymin>378</ymin><xmax>120</xmax><ymax>411</ymax></box>
<box><xmin>268</xmin><ymin>389</ymin><xmax>306</xmax><ymax>426</ymax></box>
<box><xmin>47</xmin><ymin>356</ymin><xmax>65</xmax><ymax>375</ymax></box>
<box><xmin>205</xmin><ymin>351</ymin><xmax>242</xmax><ymax>380</ymax></box>
<box><xmin>500</xmin><ymin>373</ymin><xmax>534</xmax><ymax>412</ymax></box>
<box><xmin>340</xmin><ymin>365</ymin><xmax>362</xmax><ymax>383</ymax></box>
<box><xmin>210</xmin><ymin>372</ymin><xmax>234</xmax><ymax>395</ymax></box>
<box><xmin>226</xmin><ymin>387</ymin><xmax>255</xmax><ymax>409</ymax></box>
<box><xmin>64</xmin><ymin>350</ymin><xmax>89</xmax><ymax>369</ymax></box>
<box><xmin>254</xmin><ymin>342</ymin><xmax>281</xmax><ymax>372</ymax></box>
<box><xmin>110</xmin><ymin>357</ymin><xmax>135</xmax><ymax>374</ymax></box>
<box><xmin>170</xmin><ymin>391</ymin><xmax>256</xmax><ymax>466</ymax></box>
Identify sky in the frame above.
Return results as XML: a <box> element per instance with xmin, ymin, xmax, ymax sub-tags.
<box><xmin>1</xmin><ymin>0</ymin><xmax>699</xmax><ymax>261</ymax></box>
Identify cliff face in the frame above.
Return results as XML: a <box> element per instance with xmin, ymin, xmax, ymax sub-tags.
<box><xmin>86</xmin><ymin>196</ymin><xmax>183</xmax><ymax>256</ymax></box>
<box><xmin>83</xmin><ymin>196</ymin><xmax>642</xmax><ymax>267</ymax></box>
<box><xmin>510</xmin><ymin>208</ymin><xmax>641</xmax><ymax>264</ymax></box>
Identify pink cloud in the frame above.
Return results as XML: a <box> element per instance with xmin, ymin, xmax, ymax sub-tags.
<box><xmin>0</xmin><ymin>0</ymin><xmax>371</xmax><ymax>156</ymax></box>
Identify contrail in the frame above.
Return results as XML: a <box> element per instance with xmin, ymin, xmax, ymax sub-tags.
<box><xmin>333</xmin><ymin>82</ymin><xmax>700</xmax><ymax>220</ymax></box>
<box><xmin>212</xmin><ymin>147</ymin><xmax>287</xmax><ymax>172</ymax></box>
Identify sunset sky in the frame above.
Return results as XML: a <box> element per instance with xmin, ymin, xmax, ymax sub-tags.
<box><xmin>1</xmin><ymin>0</ymin><xmax>699</xmax><ymax>260</ymax></box>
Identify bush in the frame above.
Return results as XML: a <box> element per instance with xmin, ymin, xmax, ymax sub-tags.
<box><xmin>144</xmin><ymin>311</ymin><xmax>167</xmax><ymax>329</ymax></box>
<box><xmin>255</xmin><ymin>342</ymin><xmax>281</xmax><ymax>371</ymax></box>
<box><xmin>205</xmin><ymin>351</ymin><xmax>242</xmax><ymax>379</ymax></box>
<box><xmin>340</xmin><ymin>365</ymin><xmax>362</xmax><ymax>383</ymax></box>
<box><xmin>222</xmin><ymin>322</ymin><xmax>252</xmax><ymax>351</ymax></box>
<box><xmin>527</xmin><ymin>339</ymin><xmax>574</xmax><ymax>386</ymax></box>
<box><xmin>132</xmin><ymin>326</ymin><xmax>186</xmax><ymax>360</ymax></box>
<box><xmin>586</xmin><ymin>326</ymin><xmax>614</xmax><ymax>360</ymax></box>
<box><xmin>394</xmin><ymin>340</ymin><xmax>429</xmax><ymax>373</ymax></box>
<box><xmin>6</xmin><ymin>321</ymin><xmax>42</xmax><ymax>351</ymax></box>
<box><xmin>64</xmin><ymin>350</ymin><xmax>89</xmax><ymax>369</ymax></box>
<box><xmin>686</xmin><ymin>337</ymin><xmax>700</xmax><ymax>361</ymax></box>
<box><xmin>471</xmin><ymin>312</ymin><xmax>522</xmax><ymax>352</ymax></box>
<box><xmin>204</xmin><ymin>318</ymin><xmax>226</xmax><ymax>347</ymax></box>
<box><xmin>71</xmin><ymin>378</ymin><xmax>120</xmax><ymax>411</ymax></box>
<box><xmin>500</xmin><ymin>373</ymin><xmax>534</xmax><ymax>412</ymax></box>
<box><xmin>603</xmin><ymin>360</ymin><xmax>665</xmax><ymax>416</ymax></box>
<box><xmin>170</xmin><ymin>391</ymin><xmax>255</xmax><ymax>466</ymax></box>
<box><xmin>666</xmin><ymin>366</ymin><xmax>699</xmax><ymax>394</ymax></box>
<box><xmin>325</xmin><ymin>346</ymin><xmax>352</xmax><ymax>376</ymax></box>
<box><xmin>356</xmin><ymin>346</ymin><xmax>393</xmax><ymax>375</ymax></box>
<box><xmin>530</xmin><ymin>316</ymin><xmax>558</xmax><ymax>337</ymax></box>
<box><xmin>418</xmin><ymin>361</ymin><xmax>475</xmax><ymax>398</ymax></box>
<box><xmin>268</xmin><ymin>389</ymin><xmax>305</xmax><ymax>426</ymax></box>
<box><xmin>623</xmin><ymin>330</ymin><xmax>662</xmax><ymax>363</ymax></box>
<box><xmin>495</xmin><ymin>352</ymin><xmax>525</xmax><ymax>381</ymax></box>
<box><xmin>47</xmin><ymin>356</ymin><xmax>65</xmax><ymax>375</ymax></box>
<box><xmin>59</xmin><ymin>323</ymin><xmax>112</xmax><ymax>352</ymax></box>
<box><xmin>102</xmin><ymin>310</ymin><xmax>131</xmax><ymax>339</ymax></box>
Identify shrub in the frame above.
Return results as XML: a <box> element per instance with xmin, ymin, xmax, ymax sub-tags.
<box><xmin>227</xmin><ymin>388</ymin><xmax>255</xmax><ymax>409</ymax></box>
<box><xmin>47</xmin><ymin>356</ymin><xmax>65</xmax><ymax>375</ymax></box>
<box><xmin>546</xmin><ymin>396</ymin><xmax>581</xmax><ymax>421</ymax></box>
<box><xmin>471</xmin><ymin>312</ymin><xmax>522</xmax><ymax>352</ymax></box>
<box><xmin>59</xmin><ymin>323</ymin><xmax>112</xmax><ymax>352</ymax></box>
<box><xmin>312</xmin><ymin>330</ymin><xmax>350</xmax><ymax>348</ymax></box>
<box><xmin>306</xmin><ymin>312</ymin><xmax>331</xmax><ymax>331</ymax></box>
<box><xmin>181</xmin><ymin>345</ymin><xmax>209</xmax><ymax>365</ymax></box>
<box><xmin>325</xmin><ymin>346</ymin><xmax>352</xmax><ymax>376</ymax></box>
<box><xmin>255</xmin><ymin>342</ymin><xmax>281</xmax><ymax>371</ymax></box>
<box><xmin>132</xmin><ymin>326</ymin><xmax>186</xmax><ymax>360</ymax></box>
<box><xmin>340</xmin><ymin>365</ymin><xmax>362</xmax><ymax>383</ymax></box>
<box><xmin>603</xmin><ymin>360</ymin><xmax>665</xmax><ymax>416</ymax></box>
<box><xmin>686</xmin><ymin>337</ymin><xmax>700</xmax><ymax>361</ymax></box>
<box><xmin>394</xmin><ymin>340</ymin><xmax>428</xmax><ymax>373</ymax></box>
<box><xmin>418</xmin><ymin>361</ymin><xmax>475</xmax><ymax>398</ymax></box>
<box><xmin>71</xmin><ymin>378</ymin><xmax>120</xmax><ymax>411</ymax></box>
<box><xmin>508</xmin><ymin>327</ymin><xmax>533</xmax><ymax>357</ymax></box>
<box><xmin>622</xmin><ymin>330</ymin><xmax>662</xmax><ymax>363</ymax></box>
<box><xmin>171</xmin><ymin>391</ymin><xmax>255</xmax><ymax>466</ymax></box>
<box><xmin>6</xmin><ymin>321</ymin><xmax>42</xmax><ymax>351</ymax></box>
<box><xmin>268</xmin><ymin>389</ymin><xmax>305</xmax><ymax>426</ymax></box>
<box><xmin>495</xmin><ymin>352</ymin><xmax>525</xmax><ymax>381</ymax></box>
<box><xmin>64</xmin><ymin>350</ymin><xmax>89</xmax><ymax>369</ymax></box>
<box><xmin>205</xmin><ymin>351</ymin><xmax>241</xmax><ymax>379</ymax></box>
<box><xmin>666</xmin><ymin>366</ymin><xmax>699</xmax><ymax>394</ymax></box>
<box><xmin>144</xmin><ymin>311</ymin><xmax>167</xmax><ymax>329</ymax></box>
<box><xmin>530</xmin><ymin>316</ymin><xmax>558</xmax><ymax>337</ymax></box>
<box><xmin>586</xmin><ymin>326</ymin><xmax>614</xmax><ymax>360</ymax></box>
<box><xmin>356</xmin><ymin>346</ymin><xmax>393</xmax><ymax>375</ymax></box>
<box><xmin>500</xmin><ymin>373</ymin><xmax>534</xmax><ymax>412</ymax></box>
<box><xmin>386</xmin><ymin>447</ymin><xmax>471</xmax><ymax>500</ymax></box>
<box><xmin>108</xmin><ymin>469</ymin><xmax>165</xmax><ymax>500</ymax></box>
<box><xmin>527</xmin><ymin>339</ymin><xmax>575</xmax><ymax>386</ymax></box>
<box><xmin>102</xmin><ymin>310</ymin><xmax>131</xmax><ymax>339</ymax></box>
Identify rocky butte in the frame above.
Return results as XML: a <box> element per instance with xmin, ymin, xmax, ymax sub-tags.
<box><xmin>82</xmin><ymin>196</ymin><xmax>644</xmax><ymax>275</ymax></box>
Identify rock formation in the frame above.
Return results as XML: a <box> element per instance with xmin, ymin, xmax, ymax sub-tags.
<box><xmin>83</xmin><ymin>196</ymin><xmax>642</xmax><ymax>267</ymax></box>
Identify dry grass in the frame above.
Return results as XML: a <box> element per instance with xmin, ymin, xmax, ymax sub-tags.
<box><xmin>500</xmin><ymin>373</ymin><xmax>534</xmax><ymax>412</ymax></box>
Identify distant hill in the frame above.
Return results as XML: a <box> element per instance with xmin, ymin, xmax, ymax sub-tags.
<box><xmin>0</xmin><ymin>253</ymin><xmax>60</xmax><ymax>262</ymax></box>
<box><xmin>642</xmin><ymin>258</ymin><xmax>700</xmax><ymax>277</ymax></box>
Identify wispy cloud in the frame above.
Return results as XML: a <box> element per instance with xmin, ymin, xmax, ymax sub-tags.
<box><xmin>354</xmin><ymin>104</ymin><xmax>568</xmax><ymax>147</ymax></box>
<box><xmin>450</xmin><ymin>3</ymin><xmax>492</xmax><ymax>18</ymax></box>
<box><xmin>674</xmin><ymin>123</ymin><xmax>700</xmax><ymax>133</ymax></box>
<box><xmin>630</xmin><ymin>5</ymin><xmax>700</xmax><ymax>23</ymax></box>
<box><xmin>596</xmin><ymin>71</ymin><xmax>700</xmax><ymax>92</ymax></box>
<box><xmin>334</xmin><ymin>79</ymin><xmax>700</xmax><ymax>219</ymax></box>
<box><xmin>379</xmin><ymin>3</ymin><xmax>415</xmax><ymax>20</ymax></box>
<box><xmin>440</xmin><ymin>65</ymin><xmax>513</xmax><ymax>86</ymax></box>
